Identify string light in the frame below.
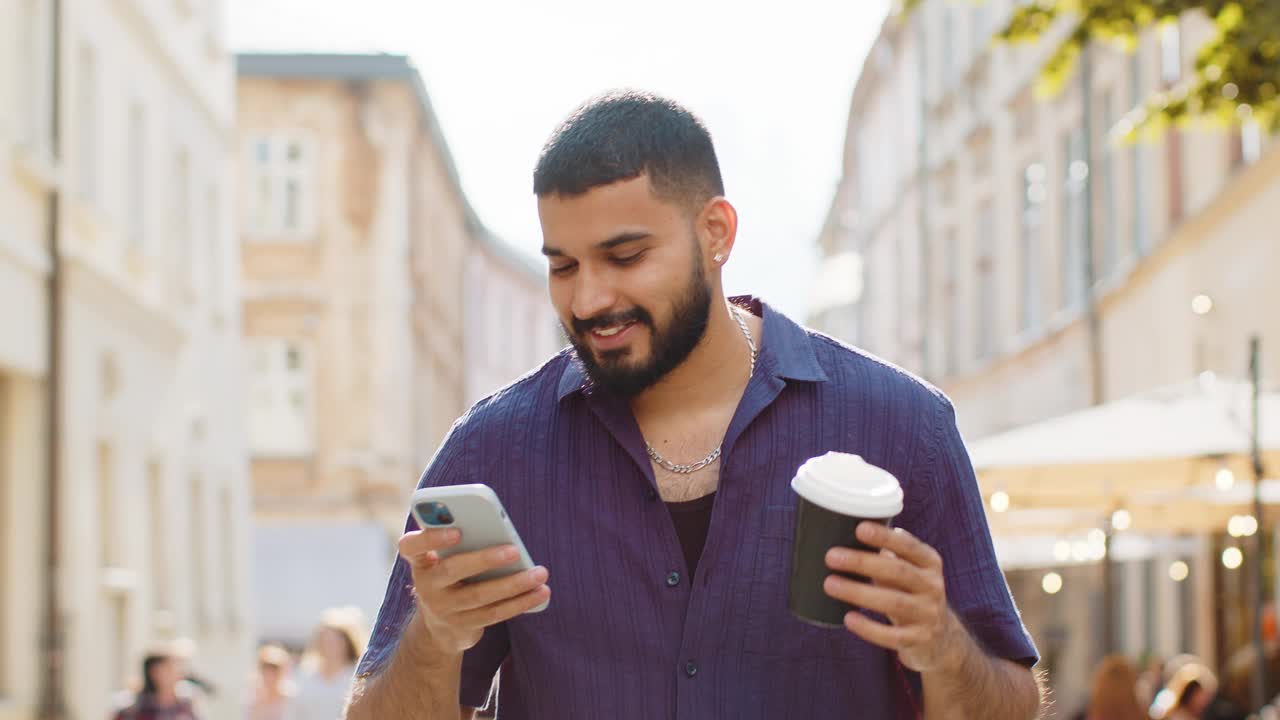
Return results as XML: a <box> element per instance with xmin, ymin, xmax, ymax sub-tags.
<box><xmin>990</xmin><ymin>491</ymin><xmax>1010</xmax><ymax>513</ymax></box>
<box><xmin>1216</xmin><ymin>467</ymin><xmax>1236</xmax><ymax>491</ymax></box>
<box><xmin>1042</xmin><ymin>572</ymin><xmax>1063</xmax><ymax>594</ymax></box>
<box><xmin>1111</xmin><ymin>509</ymin><xmax>1132</xmax><ymax>531</ymax></box>
<box><xmin>1169</xmin><ymin>561</ymin><xmax>1189</xmax><ymax>582</ymax></box>
<box><xmin>1222</xmin><ymin>547</ymin><xmax>1244</xmax><ymax>570</ymax></box>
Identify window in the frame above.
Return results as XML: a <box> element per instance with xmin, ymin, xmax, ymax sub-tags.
<box><xmin>247</xmin><ymin>339</ymin><xmax>314</xmax><ymax>456</ymax></box>
<box><xmin>189</xmin><ymin>474</ymin><xmax>207</xmax><ymax>629</ymax></box>
<box><xmin>1100</xmin><ymin>91</ymin><xmax>1119</xmax><ymax>276</ymax></box>
<box><xmin>974</xmin><ymin>201</ymin><xmax>996</xmax><ymax>362</ymax></box>
<box><xmin>148</xmin><ymin>461</ymin><xmax>169</xmax><ymax>612</ymax></box>
<box><xmin>971</xmin><ymin>2</ymin><xmax>990</xmax><ymax>56</ymax></box>
<box><xmin>127</xmin><ymin>103</ymin><xmax>146</xmax><ymax>250</ymax></box>
<box><xmin>1021</xmin><ymin>163</ymin><xmax>1046</xmax><ymax>332</ymax></box>
<box><xmin>941</xmin><ymin>229</ymin><xmax>960</xmax><ymax>377</ymax></box>
<box><xmin>206</xmin><ymin>185</ymin><xmax>221</xmax><ymax>310</ymax></box>
<box><xmin>21</xmin><ymin>0</ymin><xmax>54</xmax><ymax>151</ymax></box>
<box><xmin>1130</xmin><ymin>55</ymin><xmax>1153</xmax><ymax>256</ymax></box>
<box><xmin>1062</xmin><ymin>128</ymin><xmax>1088</xmax><ymax>310</ymax></box>
<box><xmin>107</xmin><ymin>594</ymin><xmax>129</xmax><ymax>697</ymax></box>
<box><xmin>244</xmin><ymin>135</ymin><xmax>314</xmax><ymax>237</ymax></box>
<box><xmin>1160</xmin><ymin>20</ymin><xmax>1182</xmax><ymax>85</ymax></box>
<box><xmin>221</xmin><ymin>487</ymin><xmax>239</xmax><ymax>628</ymax></box>
<box><xmin>941</xmin><ymin>5</ymin><xmax>958</xmax><ymax>87</ymax></box>
<box><xmin>173</xmin><ymin>149</ymin><xmax>192</xmax><ymax>287</ymax></box>
<box><xmin>98</xmin><ymin>442</ymin><xmax>119</xmax><ymax>568</ymax></box>
<box><xmin>0</xmin><ymin>376</ymin><xmax>9</xmax><ymax>690</ymax></box>
<box><xmin>77</xmin><ymin>43</ymin><xmax>97</xmax><ymax>200</ymax></box>
<box><xmin>1242</xmin><ymin>120</ymin><xmax>1263</xmax><ymax>165</ymax></box>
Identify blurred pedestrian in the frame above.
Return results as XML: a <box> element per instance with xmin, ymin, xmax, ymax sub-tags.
<box><xmin>1151</xmin><ymin>661</ymin><xmax>1217</xmax><ymax>720</ymax></box>
<box><xmin>246</xmin><ymin>644</ymin><xmax>295</xmax><ymax>720</ymax></box>
<box><xmin>1084</xmin><ymin>655</ymin><xmax>1147</xmax><ymax>720</ymax></box>
<box><xmin>111</xmin><ymin>650</ymin><xmax>199</xmax><ymax>720</ymax></box>
<box><xmin>292</xmin><ymin>608</ymin><xmax>366</xmax><ymax>720</ymax></box>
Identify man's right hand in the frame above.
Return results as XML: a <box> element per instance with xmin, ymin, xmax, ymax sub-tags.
<box><xmin>397</xmin><ymin>528</ymin><xmax>551</xmax><ymax>658</ymax></box>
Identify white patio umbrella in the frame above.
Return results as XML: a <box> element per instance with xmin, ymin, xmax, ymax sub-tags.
<box><xmin>969</xmin><ymin>374</ymin><xmax>1280</xmax><ymax>512</ymax></box>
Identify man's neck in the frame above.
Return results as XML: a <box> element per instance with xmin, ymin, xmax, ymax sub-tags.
<box><xmin>630</xmin><ymin>298</ymin><xmax>759</xmax><ymax>419</ymax></box>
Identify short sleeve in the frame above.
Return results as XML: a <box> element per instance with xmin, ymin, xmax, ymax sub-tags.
<box><xmin>355</xmin><ymin>417</ymin><xmax>513</xmax><ymax>705</ymax></box>
<box><xmin>915</xmin><ymin>398</ymin><xmax>1039</xmax><ymax>667</ymax></box>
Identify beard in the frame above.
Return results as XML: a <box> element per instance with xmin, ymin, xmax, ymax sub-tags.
<box><xmin>564</xmin><ymin>251</ymin><xmax>712</xmax><ymax>398</ymax></box>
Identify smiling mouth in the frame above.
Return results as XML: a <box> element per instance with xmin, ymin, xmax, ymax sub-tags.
<box><xmin>591</xmin><ymin>321</ymin><xmax>637</xmax><ymax>338</ymax></box>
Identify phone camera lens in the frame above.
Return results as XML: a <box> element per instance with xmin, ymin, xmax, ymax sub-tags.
<box><xmin>417</xmin><ymin>502</ymin><xmax>454</xmax><ymax>526</ymax></box>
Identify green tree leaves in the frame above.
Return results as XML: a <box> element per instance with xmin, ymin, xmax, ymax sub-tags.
<box><xmin>900</xmin><ymin>0</ymin><xmax>1279</xmax><ymax>134</ymax></box>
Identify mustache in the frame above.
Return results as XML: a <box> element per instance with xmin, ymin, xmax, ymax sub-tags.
<box><xmin>571</xmin><ymin>307</ymin><xmax>652</xmax><ymax>335</ymax></box>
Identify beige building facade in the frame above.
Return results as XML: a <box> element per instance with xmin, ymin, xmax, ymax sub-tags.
<box><xmin>464</xmin><ymin>232</ymin><xmax>562</xmax><ymax>407</ymax></box>
<box><xmin>236</xmin><ymin>53</ymin><xmax>485</xmax><ymax>645</ymax></box>
<box><xmin>812</xmin><ymin>1</ymin><xmax>1278</xmax><ymax>713</ymax></box>
<box><xmin>1</xmin><ymin>1</ymin><xmax>253</xmax><ymax>718</ymax></box>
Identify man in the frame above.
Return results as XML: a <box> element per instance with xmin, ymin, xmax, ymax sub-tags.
<box><xmin>347</xmin><ymin>91</ymin><xmax>1041</xmax><ymax>719</ymax></box>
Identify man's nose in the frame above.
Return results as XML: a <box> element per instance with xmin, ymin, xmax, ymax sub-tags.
<box><xmin>570</xmin><ymin>266</ymin><xmax>618</xmax><ymax>322</ymax></box>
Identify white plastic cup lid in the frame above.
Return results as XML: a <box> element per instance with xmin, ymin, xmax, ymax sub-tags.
<box><xmin>790</xmin><ymin>451</ymin><xmax>903</xmax><ymax>518</ymax></box>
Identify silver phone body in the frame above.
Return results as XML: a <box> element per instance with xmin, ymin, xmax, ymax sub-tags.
<box><xmin>410</xmin><ymin>483</ymin><xmax>548</xmax><ymax>613</ymax></box>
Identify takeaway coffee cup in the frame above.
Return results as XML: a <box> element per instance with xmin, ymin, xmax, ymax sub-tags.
<box><xmin>788</xmin><ymin>451</ymin><xmax>904</xmax><ymax>627</ymax></box>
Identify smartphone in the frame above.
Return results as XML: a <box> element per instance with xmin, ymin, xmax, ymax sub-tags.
<box><xmin>410</xmin><ymin>483</ymin><xmax>549</xmax><ymax>613</ymax></box>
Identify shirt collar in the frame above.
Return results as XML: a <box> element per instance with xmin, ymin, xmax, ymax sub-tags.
<box><xmin>556</xmin><ymin>295</ymin><xmax>827</xmax><ymax>402</ymax></box>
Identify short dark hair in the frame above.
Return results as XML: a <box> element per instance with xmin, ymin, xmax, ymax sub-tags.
<box><xmin>141</xmin><ymin>654</ymin><xmax>170</xmax><ymax>696</ymax></box>
<box><xmin>533</xmin><ymin>90</ymin><xmax>724</xmax><ymax>211</ymax></box>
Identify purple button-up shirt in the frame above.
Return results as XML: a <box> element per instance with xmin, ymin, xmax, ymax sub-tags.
<box><xmin>359</xmin><ymin>298</ymin><xmax>1037</xmax><ymax>719</ymax></box>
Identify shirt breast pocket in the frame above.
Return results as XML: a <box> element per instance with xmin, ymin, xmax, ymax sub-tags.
<box><xmin>742</xmin><ymin>506</ymin><xmax>867</xmax><ymax>660</ymax></box>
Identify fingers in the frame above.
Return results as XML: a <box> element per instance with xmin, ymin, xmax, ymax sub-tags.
<box><xmin>431</xmin><ymin>544</ymin><xmax>523</xmax><ymax>590</ymax></box>
<box><xmin>854</xmin><ymin>523</ymin><xmax>943</xmax><ymax>572</ymax></box>
<box><xmin>443</xmin><ymin>566</ymin><xmax>550</xmax><ymax>614</ymax></box>
<box><xmin>823</xmin><ymin>574</ymin><xmax>936</xmax><ymax>624</ymax></box>
<box><xmin>453</xmin><ymin>584</ymin><xmax>552</xmax><ymax>628</ymax></box>
<box><xmin>824</xmin><ymin>546</ymin><xmax>937</xmax><ymax>594</ymax></box>
<box><xmin>399</xmin><ymin>528</ymin><xmax>462</xmax><ymax>569</ymax></box>
<box><xmin>842</xmin><ymin>610</ymin><xmax>923</xmax><ymax>652</ymax></box>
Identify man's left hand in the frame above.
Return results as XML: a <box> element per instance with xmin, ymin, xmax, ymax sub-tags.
<box><xmin>822</xmin><ymin>522</ymin><xmax>965</xmax><ymax>673</ymax></box>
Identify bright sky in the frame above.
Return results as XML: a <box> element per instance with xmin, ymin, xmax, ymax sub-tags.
<box><xmin>230</xmin><ymin>0</ymin><xmax>890</xmax><ymax>320</ymax></box>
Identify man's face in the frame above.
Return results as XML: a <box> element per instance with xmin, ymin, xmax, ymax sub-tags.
<box><xmin>539</xmin><ymin>176</ymin><xmax>713</xmax><ymax>396</ymax></box>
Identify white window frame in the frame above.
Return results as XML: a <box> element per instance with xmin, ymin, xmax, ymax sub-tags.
<box><xmin>246</xmin><ymin>338</ymin><xmax>315</xmax><ymax>457</ymax></box>
<box><xmin>974</xmin><ymin>201</ymin><xmax>996</xmax><ymax>362</ymax></box>
<box><xmin>1101</xmin><ymin>90</ymin><xmax>1119</xmax><ymax>277</ymax></box>
<box><xmin>20</xmin><ymin>0</ymin><xmax>55</xmax><ymax>153</ymax></box>
<box><xmin>1160</xmin><ymin>20</ymin><xmax>1182</xmax><ymax>85</ymax></box>
<box><xmin>1021</xmin><ymin>162</ymin><xmax>1046</xmax><ymax>333</ymax></box>
<box><xmin>127</xmin><ymin>102</ymin><xmax>147</xmax><ymax>251</ymax></box>
<box><xmin>243</xmin><ymin>134</ymin><xmax>317</xmax><ymax>240</ymax></box>
<box><xmin>1242</xmin><ymin>119</ymin><xmax>1262</xmax><ymax>165</ymax></box>
<box><xmin>76</xmin><ymin>42</ymin><xmax>97</xmax><ymax>201</ymax></box>
<box><xmin>1062</xmin><ymin>128</ymin><xmax>1088</xmax><ymax>310</ymax></box>
<box><xmin>172</xmin><ymin>148</ymin><xmax>193</xmax><ymax>290</ymax></box>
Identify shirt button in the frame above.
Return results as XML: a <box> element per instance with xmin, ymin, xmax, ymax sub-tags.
<box><xmin>685</xmin><ymin>660</ymin><xmax>698</xmax><ymax>678</ymax></box>
<box><xmin>666</xmin><ymin>571</ymin><xmax>681</xmax><ymax>587</ymax></box>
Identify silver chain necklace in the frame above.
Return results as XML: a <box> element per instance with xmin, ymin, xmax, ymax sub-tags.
<box><xmin>645</xmin><ymin>304</ymin><xmax>758</xmax><ymax>475</ymax></box>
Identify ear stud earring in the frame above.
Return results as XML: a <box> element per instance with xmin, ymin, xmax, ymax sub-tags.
<box><xmin>714</xmin><ymin>253</ymin><xmax>725</xmax><ymax>263</ymax></box>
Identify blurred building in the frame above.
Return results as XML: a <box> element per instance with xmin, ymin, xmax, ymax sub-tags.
<box><xmin>812</xmin><ymin>1</ymin><xmax>1278</xmax><ymax>713</ymax></box>
<box><xmin>464</xmin><ymin>230</ymin><xmax>562</xmax><ymax>406</ymax></box>
<box><xmin>0</xmin><ymin>1</ymin><xmax>253</xmax><ymax>718</ymax></box>
<box><xmin>236</xmin><ymin>53</ymin><xmax>553</xmax><ymax>646</ymax></box>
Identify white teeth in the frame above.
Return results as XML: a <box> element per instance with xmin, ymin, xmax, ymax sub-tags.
<box><xmin>593</xmin><ymin>322</ymin><xmax>632</xmax><ymax>338</ymax></box>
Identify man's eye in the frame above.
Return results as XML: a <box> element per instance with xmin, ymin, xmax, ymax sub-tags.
<box><xmin>549</xmin><ymin>263</ymin><xmax>577</xmax><ymax>276</ymax></box>
<box><xmin>611</xmin><ymin>253</ymin><xmax>644</xmax><ymax>266</ymax></box>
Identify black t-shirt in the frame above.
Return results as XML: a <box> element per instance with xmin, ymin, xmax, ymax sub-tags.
<box><xmin>666</xmin><ymin>492</ymin><xmax>716</xmax><ymax>578</ymax></box>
